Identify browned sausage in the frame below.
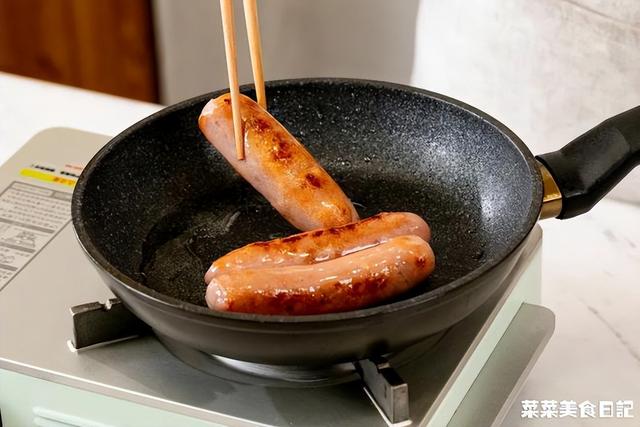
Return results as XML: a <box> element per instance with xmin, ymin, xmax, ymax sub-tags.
<box><xmin>199</xmin><ymin>94</ymin><xmax>359</xmax><ymax>231</ymax></box>
<box><xmin>205</xmin><ymin>212</ymin><xmax>430</xmax><ymax>283</ymax></box>
<box><xmin>206</xmin><ymin>235</ymin><xmax>435</xmax><ymax>315</ymax></box>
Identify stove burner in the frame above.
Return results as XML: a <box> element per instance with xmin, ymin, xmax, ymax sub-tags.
<box><xmin>158</xmin><ymin>333</ymin><xmax>358</xmax><ymax>387</ymax></box>
<box><xmin>213</xmin><ymin>355</ymin><xmax>357</xmax><ymax>384</ymax></box>
<box><xmin>156</xmin><ymin>330</ymin><xmax>447</xmax><ymax>388</ymax></box>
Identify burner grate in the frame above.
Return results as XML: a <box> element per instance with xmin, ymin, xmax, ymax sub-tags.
<box><xmin>69</xmin><ymin>299</ymin><xmax>446</xmax><ymax>424</ymax></box>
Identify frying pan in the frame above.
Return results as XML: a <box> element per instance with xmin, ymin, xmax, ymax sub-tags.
<box><xmin>71</xmin><ymin>79</ymin><xmax>640</xmax><ymax>366</ymax></box>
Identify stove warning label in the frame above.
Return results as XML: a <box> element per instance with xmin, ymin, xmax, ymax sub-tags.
<box><xmin>0</xmin><ymin>181</ymin><xmax>71</xmax><ymax>290</ymax></box>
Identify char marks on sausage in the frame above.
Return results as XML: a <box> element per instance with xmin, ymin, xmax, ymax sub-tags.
<box><xmin>206</xmin><ymin>235</ymin><xmax>435</xmax><ymax>315</ymax></box>
<box><xmin>199</xmin><ymin>94</ymin><xmax>359</xmax><ymax>231</ymax></box>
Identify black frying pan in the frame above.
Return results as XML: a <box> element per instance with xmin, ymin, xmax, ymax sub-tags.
<box><xmin>71</xmin><ymin>79</ymin><xmax>639</xmax><ymax>365</ymax></box>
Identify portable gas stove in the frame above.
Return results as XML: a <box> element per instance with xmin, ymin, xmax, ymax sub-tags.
<box><xmin>0</xmin><ymin>129</ymin><xmax>554</xmax><ymax>427</ymax></box>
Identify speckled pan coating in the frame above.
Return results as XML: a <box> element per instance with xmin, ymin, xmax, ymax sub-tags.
<box><xmin>71</xmin><ymin>79</ymin><xmax>543</xmax><ymax>365</ymax></box>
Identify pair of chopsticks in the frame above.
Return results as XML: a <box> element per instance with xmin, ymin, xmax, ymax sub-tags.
<box><xmin>219</xmin><ymin>0</ymin><xmax>266</xmax><ymax>160</ymax></box>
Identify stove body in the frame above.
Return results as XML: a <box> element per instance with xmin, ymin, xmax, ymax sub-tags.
<box><xmin>0</xmin><ymin>129</ymin><xmax>554</xmax><ymax>427</ymax></box>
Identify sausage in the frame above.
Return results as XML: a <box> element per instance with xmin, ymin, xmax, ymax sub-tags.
<box><xmin>206</xmin><ymin>235</ymin><xmax>435</xmax><ymax>315</ymax></box>
<box><xmin>205</xmin><ymin>212</ymin><xmax>430</xmax><ymax>283</ymax></box>
<box><xmin>199</xmin><ymin>94</ymin><xmax>359</xmax><ymax>231</ymax></box>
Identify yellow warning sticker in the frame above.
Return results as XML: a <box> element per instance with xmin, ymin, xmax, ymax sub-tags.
<box><xmin>19</xmin><ymin>169</ymin><xmax>77</xmax><ymax>188</ymax></box>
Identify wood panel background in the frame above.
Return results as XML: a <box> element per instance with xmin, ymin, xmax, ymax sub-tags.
<box><xmin>0</xmin><ymin>0</ymin><xmax>158</xmax><ymax>102</ymax></box>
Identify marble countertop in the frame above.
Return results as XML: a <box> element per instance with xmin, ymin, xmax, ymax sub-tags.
<box><xmin>1</xmin><ymin>72</ymin><xmax>639</xmax><ymax>426</ymax></box>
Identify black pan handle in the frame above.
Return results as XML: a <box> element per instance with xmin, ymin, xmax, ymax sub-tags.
<box><xmin>536</xmin><ymin>106</ymin><xmax>640</xmax><ymax>219</ymax></box>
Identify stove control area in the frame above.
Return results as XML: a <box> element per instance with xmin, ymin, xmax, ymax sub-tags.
<box><xmin>0</xmin><ymin>181</ymin><xmax>72</xmax><ymax>291</ymax></box>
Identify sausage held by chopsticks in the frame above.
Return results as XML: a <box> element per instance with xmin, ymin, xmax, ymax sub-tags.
<box><xmin>199</xmin><ymin>94</ymin><xmax>359</xmax><ymax>231</ymax></box>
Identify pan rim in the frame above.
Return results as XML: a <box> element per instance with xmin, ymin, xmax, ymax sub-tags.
<box><xmin>71</xmin><ymin>77</ymin><xmax>543</xmax><ymax>325</ymax></box>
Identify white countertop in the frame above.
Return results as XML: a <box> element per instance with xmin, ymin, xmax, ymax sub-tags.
<box><xmin>1</xmin><ymin>72</ymin><xmax>639</xmax><ymax>425</ymax></box>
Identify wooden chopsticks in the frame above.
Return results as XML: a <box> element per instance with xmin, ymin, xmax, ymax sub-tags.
<box><xmin>219</xmin><ymin>0</ymin><xmax>266</xmax><ymax>160</ymax></box>
<box><xmin>219</xmin><ymin>0</ymin><xmax>244</xmax><ymax>160</ymax></box>
<box><xmin>243</xmin><ymin>0</ymin><xmax>266</xmax><ymax>110</ymax></box>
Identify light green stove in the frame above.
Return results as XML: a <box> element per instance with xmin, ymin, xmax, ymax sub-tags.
<box><xmin>0</xmin><ymin>129</ymin><xmax>554</xmax><ymax>427</ymax></box>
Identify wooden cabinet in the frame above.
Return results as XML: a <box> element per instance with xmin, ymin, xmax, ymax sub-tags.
<box><xmin>0</xmin><ymin>0</ymin><xmax>158</xmax><ymax>102</ymax></box>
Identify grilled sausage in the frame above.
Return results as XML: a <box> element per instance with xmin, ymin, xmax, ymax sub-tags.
<box><xmin>199</xmin><ymin>94</ymin><xmax>359</xmax><ymax>231</ymax></box>
<box><xmin>206</xmin><ymin>235</ymin><xmax>435</xmax><ymax>315</ymax></box>
<box><xmin>205</xmin><ymin>212</ymin><xmax>430</xmax><ymax>283</ymax></box>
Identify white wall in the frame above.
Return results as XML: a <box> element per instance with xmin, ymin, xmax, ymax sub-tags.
<box><xmin>153</xmin><ymin>0</ymin><xmax>419</xmax><ymax>103</ymax></box>
<box><xmin>411</xmin><ymin>0</ymin><xmax>640</xmax><ymax>204</ymax></box>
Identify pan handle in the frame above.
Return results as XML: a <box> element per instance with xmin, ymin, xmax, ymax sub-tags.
<box><xmin>536</xmin><ymin>106</ymin><xmax>640</xmax><ymax>219</ymax></box>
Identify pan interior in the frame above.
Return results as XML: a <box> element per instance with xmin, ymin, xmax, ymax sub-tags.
<box><xmin>77</xmin><ymin>81</ymin><xmax>537</xmax><ymax>309</ymax></box>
